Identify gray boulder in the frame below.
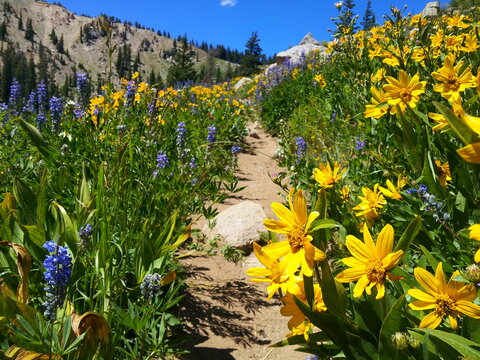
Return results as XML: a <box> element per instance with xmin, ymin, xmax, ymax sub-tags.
<box><xmin>275</xmin><ymin>33</ymin><xmax>326</xmax><ymax>68</ymax></box>
<box><xmin>422</xmin><ymin>1</ymin><xmax>440</xmax><ymax>16</ymax></box>
<box><xmin>205</xmin><ymin>201</ymin><xmax>267</xmax><ymax>250</ymax></box>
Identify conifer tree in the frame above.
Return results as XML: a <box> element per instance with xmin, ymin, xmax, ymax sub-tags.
<box><xmin>239</xmin><ymin>31</ymin><xmax>263</xmax><ymax>76</ymax></box>
<box><xmin>361</xmin><ymin>0</ymin><xmax>376</xmax><ymax>30</ymax></box>
<box><xmin>332</xmin><ymin>0</ymin><xmax>358</xmax><ymax>37</ymax></box>
<box><xmin>24</xmin><ymin>18</ymin><xmax>35</xmax><ymax>42</ymax></box>
<box><xmin>166</xmin><ymin>37</ymin><xmax>197</xmax><ymax>86</ymax></box>
<box><xmin>18</xmin><ymin>13</ymin><xmax>23</xmax><ymax>30</ymax></box>
<box><xmin>0</xmin><ymin>21</ymin><xmax>7</xmax><ymax>41</ymax></box>
<box><xmin>50</xmin><ymin>29</ymin><xmax>58</xmax><ymax>45</ymax></box>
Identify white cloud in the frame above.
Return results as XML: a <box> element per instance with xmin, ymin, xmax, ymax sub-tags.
<box><xmin>220</xmin><ymin>0</ymin><xmax>237</xmax><ymax>7</ymax></box>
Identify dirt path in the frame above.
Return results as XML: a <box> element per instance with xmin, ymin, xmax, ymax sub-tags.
<box><xmin>178</xmin><ymin>124</ymin><xmax>304</xmax><ymax>360</ymax></box>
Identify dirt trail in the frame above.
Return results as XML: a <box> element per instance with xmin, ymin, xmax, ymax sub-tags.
<box><xmin>178</xmin><ymin>124</ymin><xmax>304</xmax><ymax>360</ymax></box>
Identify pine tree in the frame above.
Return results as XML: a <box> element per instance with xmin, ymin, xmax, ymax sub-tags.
<box><xmin>56</xmin><ymin>34</ymin><xmax>65</xmax><ymax>54</ymax></box>
<box><xmin>18</xmin><ymin>13</ymin><xmax>23</xmax><ymax>30</ymax></box>
<box><xmin>361</xmin><ymin>0</ymin><xmax>376</xmax><ymax>30</ymax></box>
<box><xmin>239</xmin><ymin>31</ymin><xmax>263</xmax><ymax>76</ymax></box>
<box><xmin>0</xmin><ymin>21</ymin><xmax>7</xmax><ymax>41</ymax></box>
<box><xmin>332</xmin><ymin>0</ymin><xmax>358</xmax><ymax>37</ymax></box>
<box><xmin>24</xmin><ymin>18</ymin><xmax>35</xmax><ymax>42</ymax></box>
<box><xmin>166</xmin><ymin>37</ymin><xmax>197</xmax><ymax>86</ymax></box>
<box><xmin>50</xmin><ymin>29</ymin><xmax>58</xmax><ymax>45</ymax></box>
<box><xmin>25</xmin><ymin>57</ymin><xmax>36</xmax><ymax>94</ymax></box>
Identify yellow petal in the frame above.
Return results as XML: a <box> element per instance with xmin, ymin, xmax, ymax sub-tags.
<box><xmin>362</xmin><ymin>223</ymin><xmax>376</xmax><ymax>254</ymax></box>
<box><xmin>381</xmin><ymin>250</ymin><xmax>404</xmax><ymax>270</ymax></box>
<box><xmin>409</xmin><ymin>300</ymin><xmax>436</xmax><ymax>310</ymax></box>
<box><xmin>336</xmin><ymin>267</ymin><xmax>366</xmax><ymax>282</ymax></box>
<box><xmin>448</xmin><ymin>315</ymin><xmax>458</xmax><ymax>330</ymax></box>
<box><xmin>419</xmin><ymin>311</ymin><xmax>443</xmax><ymax>329</ymax></box>
<box><xmin>252</xmin><ymin>242</ymin><xmax>273</xmax><ymax>268</ymax></box>
<box><xmin>264</xmin><ymin>219</ymin><xmax>291</xmax><ymax>234</ymax></box>
<box><xmin>246</xmin><ymin>267</ymin><xmax>272</xmax><ymax>277</ymax></box>
<box><xmin>457</xmin><ymin>143</ymin><xmax>480</xmax><ymax>164</ymax></box>
<box><xmin>408</xmin><ymin>289</ymin><xmax>436</xmax><ymax>302</ymax></box>
<box><xmin>435</xmin><ymin>262</ymin><xmax>447</xmax><ymax>294</ymax></box>
<box><xmin>353</xmin><ymin>275</ymin><xmax>370</xmax><ymax>298</ymax></box>
<box><xmin>346</xmin><ymin>235</ymin><xmax>375</xmax><ymax>262</ymax></box>
<box><xmin>376</xmin><ymin>224</ymin><xmax>394</xmax><ymax>259</ymax></box>
<box><xmin>475</xmin><ymin>248</ymin><xmax>480</xmax><ymax>263</ymax></box>
<box><xmin>456</xmin><ymin>301</ymin><xmax>480</xmax><ymax>318</ymax></box>
<box><xmin>375</xmin><ymin>282</ymin><xmax>385</xmax><ymax>299</ymax></box>
<box><xmin>271</xmin><ymin>202</ymin><xmax>297</xmax><ymax>227</ymax></box>
<box><xmin>313</xmin><ymin>247</ymin><xmax>326</xmax><ymax>261</ymax></box>
<box><xmin>414</xmin><ymin>267</ymin><xmax>439</xmax><ymax>294</ymax></box>
<box><xmin>293</xmin><ymin>190</ymin><xmax>307</xmax><ymax>226</ymax></box>
<box><xmin>263</xmin><ymin>241</ymin><xmax>291</xmax><ymax>259</ymax></box>
<box><xmin>341</xmin><ymin>256</ymin><xmax>366</xmax><ymax>268</ymax></box>
<box><xmin>306</xmin><ymin>212</ymin><xmax>320</xmax><ymax>231</ymax></box>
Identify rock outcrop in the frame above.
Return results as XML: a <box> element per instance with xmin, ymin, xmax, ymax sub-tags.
<box><xmin>275</xmin><ymin>33</ymin><xmax>326</xmax><ymax>67</ymax></box>
<box><xmin>422</xmin><ymin>1</ymin><xmax>440</xmax><ymax>17</ymax></box>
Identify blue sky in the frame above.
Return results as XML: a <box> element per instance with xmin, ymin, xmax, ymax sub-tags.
<box><xmin>51</xmin><ymin>1</ymin><xmax>429</xmax><ymax>56</ymax></box>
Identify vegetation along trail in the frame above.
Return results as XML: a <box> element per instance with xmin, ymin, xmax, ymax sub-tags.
<box><xmin>178</xmin><ymin>123</ymin><xmax>303</xmax><ymax>360</ymax></box>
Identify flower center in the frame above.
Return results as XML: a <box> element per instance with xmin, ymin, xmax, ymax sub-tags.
<box><xmin>366</xmin><ymin>260</ymin><xmax>385</xmax><ymax>283</ymax></box>
<box><xmin>400</xmin><ymin>90</ymin><xmax>413</xmax><ymax>103</ymax></box>
<box><xmin>447</xmin><ymin>77</ymin><xmax>460</xmax><ymax>91</ymax></box>
<box><xmin>435</xmin><ymin>294</ymin><xmax>456</xmax><ymax>317</ymax></box>
<box><xmin>288</xmin><ymin>226</ymin><xmax>307</xmax><ymax>253</ymax></box>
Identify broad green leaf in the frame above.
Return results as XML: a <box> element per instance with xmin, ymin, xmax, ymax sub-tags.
<box><xmin>378</xmin><ymin>295</ymin><xmax>409</xmax><ymax>360</ymax></box>
<box><xmin>434</xmin><ymin>101</ymin><xmax>479</xmax><ymax>146</ymax></box>
<box><xmin>394</xmin><ymin>216</ymin><xmax>422</xmax><ymax>253</ymax></box>
<box><xmin>309</xmin><ymin>219</ymin><xmax>340</xmax><ymax>232</ymax></box>
<box><xmin>271</xmin><ymin>331</ymin><xmax>331</xmax><ymax>347</ymax></box>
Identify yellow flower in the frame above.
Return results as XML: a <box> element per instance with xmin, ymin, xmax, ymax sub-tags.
<box><xmin>339</xmin><ymin>186</ymin><xmax>350</xmax><ymax>203</ymax></box>
<box><xmin>445</xmin><ymin>13</ymin><xmax>470</xmax><ymax>29</ymax></box>
<box><xmin>428</xmin><ymin>112</ymin><xmax>449</xmax><ymax>131</ymax></box>
<box><xmin>364</xmin><ymin>86</ymin><xmax>390</xmax><ymax>119</ymax></box>
<box><xmin>370</xmin><ymin>68</ymin><xmax>386</xmax><ymax>83</ymax></box>
<box><xmin>383</xmin><ymin>70</ymin><xmax>426</xmax><ymax>113</ymax></box>
<box><xmin>435</xmin><ymin>160</ymin><xmax>452</xmax><ymax>188</ymax></box>
<box><xmin>336</xmin><ymin>224</ymin><xmax>404</xmax><ymax>299</ymax></box>
<box><xmin>131</xmin><ymin>71</ymin><xmax>139</xmax><ymax>80</ymax></box>
<box><xmin>460</xmin><ymin>33</ymin><xmax>480</xmax><ymax>53</ymax></box>
<box><xmin>281</xmin><ymin>281</ymin><xmax>326</xmax><ymax>329</ymax></box>
<box><xmin>451</xmin><ymin>100</ymin><xmax>480</xmax><ymax>135</ymax></box>
<box><xmin>469</xmin><ymin>225</ymin><xmax>480</xmax><ymax>262</ymax></box>
<box><xmin>312</xmin><ymin>162</ymin><xmax>346</xmax><ymax>189</ymax></box>
<box><xmin>379</xmin><ymin>179</ymin><xmax>402</xmax><ymax>200</ymax></box>
<box><xmin>457</xmin><ymin>143</ymin><xmax>480</xmax><ymax>164</ymax></box>
<box><xmin>408</xmin><ymin>262</ymin><xmax>480</xmax><ymax>329</ymax></box>
<box><xmin>246</xmin><ymin>243</ymin><xmax>300</xmax><ymax>299</ymax></box>
<box><xmin>286</xmin><ymin>321</ymin><xmax>314</xmax><ymax>341</ymax></box>
<box><xmin>263</xmin><ymin>188</ymin><xmax>326</xmax><ymax>277</ymax></box>
<box><xmin>314</xmin><ymin>74</ymin><xmax>327</xmax><ymax>87</ymax></box>
<box><xmin>352</xmin><ymin>184</ymin><xmax>387</xmax><ymax>220</ymax></box>
<box><xmin>431</xmin><ymin>54</ymin><xmax>475</xmax><ymax>101</ymax></box>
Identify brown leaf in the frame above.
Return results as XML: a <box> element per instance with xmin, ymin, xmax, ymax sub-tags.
<box><xmin>0</xmin><ymin>242</ymin><xmax>32</xmax><ymax>303</ymax></box>
<box><xmin>71</xmin><ymin>311</ymin><xmax>110</xmax><ymax>356</ymax></box>
<box><xmin>5</xmin><ymin>345</ymin><xmax>61</xmax><ymax>359</ymax></box>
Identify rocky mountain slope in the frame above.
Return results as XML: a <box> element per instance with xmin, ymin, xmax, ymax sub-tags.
<box><xmin>0</xmin><ymin>0</ymin><xmax>234</xmax><ymax>84</ymax></box>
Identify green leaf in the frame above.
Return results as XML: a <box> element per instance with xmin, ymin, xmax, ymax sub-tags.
<box><xmin>320</xmin><ymin>260</ymin><xmax>347</xmax><ymax>317</ymax></box>
<box><xmin>17</xmin><ymin>118</ymin><xmax>56</xmax><ymax>164</ymax></box>
<box><xmin>413</xmin><ymin>328</ymin><xmax>480</xmax><ymax>360</ymax></box>
<box><xmin>394</xmin><ymin>216</ymin><xmax>422</xmax><ymax>253</ymax></box>
<box><xmin>51</xmin><ymin>201</ymin><xmax>78</xmax><ymax>254</ymax></box>
<box><xmin>271</xmin><ymin>331</ymin><xmax>331</xmax><ymax>347</ymax></box>
<box><xmin>378</xmin><ymin>295</ymin><xmax>409</xmax><ymax>360</ymax></box>
<box><xmin>13</xmin><ymin>178</ymin><xmax>37</xmax><ymax>225</ymax></box>
<box><xmin>419</xmin><ymin>245</ymin><xmax>439</xmax><ymax>270</ymax></box>
<box><xmin>434</xmin><ymin>101</ymin><xmax>479</xmax><ymax>146</ymax></box>
<box><xmin>309</xmin><ymin>219</ymin><xmax>341</xmax><ymax>232</ymax></box>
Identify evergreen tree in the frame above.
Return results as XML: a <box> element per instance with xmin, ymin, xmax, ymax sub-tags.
<box><xmin>166</xmin><ymin>37</ymin><xmax>197</xmax><ymax>86</ymax></box>
<box><xmin>18</xmin><ymin>13</ymin><xmax>23</xmax><ymax>30</ymax></box>
<box><xmin>361</xmin><ymin>0</ymin><xmax>376</xmax><ymax>30</ymax></box>
<box><xmin>133</xmin><ymin>52</ymin><xmax>141</xmax><ymax>72</ymax></box>
<box><xmin>56</xmin><ymin>34</ymin><xmax>65</xmax><ymax>54</ymax></box>
<box><xmin>25</xmin><ymin>18</ymin><xmax>35</xmax><ymax>42</ymax></box>
<box><xmin>239</xmin><ymin>31</ymin><xmax>263</xmax><ymax>76</ymax></box>
<box><xmin>25</xmin><ymin>57</ymin><xmax>36</xmax><ymax>94</ymax></box>
<box><xmin>450</xmin><ymin>0</ymin><xmax>480</xmax><ymax>8</ymax></box>
<box><xmin>50</xmin><ymin>29</ymin><xmax>58</xmax><ymax>45</ymax></box>
<box><xmin>332</xmin><ymin>0</ymin><xmax>358</xmax><ymax>37</ymax></box>
<box><xmin>38</xmin><ymin>43</ymin><xmax>49</xmax><ymax>83</ymax></box>
<box><xmin>0</xmin><ymin>21</ymin><xmax>7</xmax><ymax>41</ymax></box>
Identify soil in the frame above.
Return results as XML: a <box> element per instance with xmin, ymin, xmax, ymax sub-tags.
<box><xmin>178</xmin><ymin>124</ymin><xmax>305</xmax><ymax>360</ymax></box>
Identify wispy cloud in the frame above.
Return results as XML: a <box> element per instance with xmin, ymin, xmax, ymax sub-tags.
<box><xmin>220</xmin><ymin>0</ymin><xmax>237</xmax><ymax>7</ymax></box>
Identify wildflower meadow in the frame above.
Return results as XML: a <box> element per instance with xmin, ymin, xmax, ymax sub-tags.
<box><xmin>2</xmin><ymin>1</ymin><xmax>480</xmax><ymax>360</ymax></box>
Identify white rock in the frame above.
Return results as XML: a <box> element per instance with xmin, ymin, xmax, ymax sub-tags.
<box><xmin>204</xmin><ymin>201</ymin><xmax>267</xmax><ymax>250</ymax></box>
<box><xmin>234</xmin><ymin>77</ymin><xmax>253</xmax><ymax>91</ymax></box>
<box><xmin>421</xmin><ymin>1</ymin><xmax>440</xmax><ymax>17</ymax></box>
<box><xmin>275</xmin><ymin>33</ymin><xmax>327</xmax><ymax>68</ymax></box>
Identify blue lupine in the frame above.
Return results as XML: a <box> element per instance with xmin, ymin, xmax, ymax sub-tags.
<box><xmin>37</xmin><ymin>112</ymin><xmax>46</xmax><ymax>130</ymax></box>
<box><xmin>49</xmin><ymin>96</ymin><xmax>63</xmax><ymax>131</ymax></box>
<box><xmin>125</xmin><ymin>81</ymin><xmax>136</xmax><ymax>99</ymax></box>
<box><xmin>156</xmin><ymin>150</ymin><xmax>169</xmax><ymax>170</ymax></box>
<box><xmin>8</xmin><ymin>78</ymin><xmax>21</xmax><ymax>112</ymax></box>
<box><xmin>409</xmin><ymin>185</ymin><xmax>450</xmax><ymax>222</ymax></box>
<box><xmin>76</xmin><ymin>73</ymin><xmax>88</xmax><ymax>92</ymax></box>
<box><xmin>176</xmin><ymin>122</ymin><xmax>187</xmax><ymax>147</ymax></box>
<box><xmin>42</xmin><ymin>240</ymin><xmax>72</xmax><ymax>320</ymax></box>
<box><xmin>78</xmin><ymin>224</ymin><xmax>93</xmax><ymax>246</ymax></box>
<box><xmin>37</xmin><ymin>81</ymin><xmax>47</xmax><ymax>111</ymax></box>
<box><xmin>141</xmin><ymin>273</ymin><xmax>163</xmax><ymax>297</ymax></box>
<box><xmin>232</xmin><ymin>145</ymin><xmax>242</xmax><ymax>155</ymax></box>
<box><xmin>73</xmin><ymin>104</ymin><xmax>85</xmax><ymax>119</ymax></box>
<box><xmin>189</xmin><ymin>157</ymin><xmax>197</xmax><ymax>169</ymax></box>
<box><xmin>296</xmin><ymin>137</ymin><xmax>307</xmax><ymax>161</ymax></box>
<box><xmin>22</xmin><ymin>91</ymin><xmax>36</xmax><ymax>113</ymax></box>
<box><xmin>355</xmin><ymin>137</ymin><xmax>365</xmax><ymax>150</ymax></box>
<box><xmin>207</xmin><ymin>125</ymin><xmax>217</xmax><ymax>143</ymax></box>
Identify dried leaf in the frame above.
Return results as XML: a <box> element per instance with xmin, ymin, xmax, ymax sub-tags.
<box><xmin>5</xmin><ymin>345</ymin><xmax>60</xmax><ymax>359</ymax></box>
<box><xmin>71</xmin><ymin>311</ymin><xmax>110</xmax><ymax>356</ymax></box>
<box><xmin>0</xmin><ymin>242</ymin><xmax>32</xmax><ymax>303</ymax></box>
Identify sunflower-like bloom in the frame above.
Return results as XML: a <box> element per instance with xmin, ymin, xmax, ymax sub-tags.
<box><xmin>364</xmin><ymin>86</ymin><xmax>390</xmax><ymax>119</ymax></box>
<box><xmin>383</xmin><ymin>70</ymin><xmax>426</xmax><ymax>113</ymax></box>
<box><xmin>431</xmin><ymin>55</ymin><xmax>475</xmax><ymax>101</ymax></box>
<box><xmin>408</xmin><ymin>262</ymin><xmax>480</xmax><ymax>329</ymax></box>
<box><xmin>469</xmin><ymin>225</ymin><xmax>480</xmax><ymax>262</ymax></box>
<box><xmin>352</xmin><ymin>184</ymin><xmax>387</xmax><ymax>220</ymax></box>
<box><xmin>339</xmin><ymin>186</ymin><xmax>350</xmax><ymax>203</ymax></box>
<box><xmin>312</xmin><ymin>162</ymin><xmax>346</xmax><ymax>189</ymax></box>
<box><xmin>435</xmin><ymin>160</ymin><xmax>452</xmax><ymax>188</ymax></box>
<box><xmin>379</xmin><ymin>175</ymin><xmax>406</xmax><ymax>200</ymax></box>
<box><xmin>262</xmin><ymin>188</ymin><xmax>325</xmax><ymax>277</ymax></box>
<box><xmin>246</xmin><ymin>243</ymin><xmax>300</xmax><ymax>299</ymax></box>
<box><xmin>336</xmin><ymin>224</ymin><xmax>404</xmax><ymax>299</ymax></box>
<box><xmin>280</xmin><ymin>281</ymin><xmax>326</xmax><ymax>329</ymax></box>
<box><xmin>451</xmin><ymin>100</ymin><xmax>480</xmax><ymax>135</ymax></box>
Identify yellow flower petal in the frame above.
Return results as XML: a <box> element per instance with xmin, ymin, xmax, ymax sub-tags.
<box><xmin>381</xmin><ymin>250</ymin><xmax>404</xmax><ymax>270</ymax></box>
<box><xmin>245</xmin><ymin>267</ymin><xmax>272</xmax><ymax>277</ymax></box>
<box><xmin>409</xmin><ymin>300</ymin><xmax>436</xmax><ymax>310</ymax></box>
<box><xmin>336</xmin><ymin>267</ymin><xmax>366</xmax><ymax>282</ymax></box>
<box><xmin>456</xmin><ymin>301</ymin><xmax>480</xmax><ymax>318</ymax></box>
<box><xmin>264</xmin><ymin>219</ymin><xmax>290</xmax><ymax>234</ymax></box>
<box><xmin>263</xmin><ymin>241</ymin><xmax>291</xmax><ymax>259</ymax></box>
<box><xmin>341</xmin><ymin>256</ymin><xmax>366</xmax><ymax>268</ymax></box>
<box><xmin>457</xmin><ymin>143</ymin><xmax>480</xmax><ymax>164</ymax></box>
<box><xmin>419</xmin><ymin>311</ymin><xmax>443</xmax><ymax>329</ymax></box>
<box><xmin>353</xmin><ymin>275</ymin><xmax>370</xmax><ymax>297</ymax></box>
<box><xmin>408</xmin><ymin>289</ymin><xmax>436</xmax><ymax>302</ymax></box>
<box><xmin>271</xmin><ymin>202</ymin><xmax>296</xmax><ymax>227</ymax></box>
<box><xmin>346</xmin><ymin>235</ymin><xmax>375</xmax><ymax>262</ymax></box>
<box><xmin>375</xmin><ymin>282</ymin><xmax>385</xmax><ymax>299</ymax></box>
<box><xmin>414</xmin><ymin>267</ymin><xmax>439</xmax><ymax>294</ymax></box>
<box><xmin>376</xmin><ymin>224</ymin><xmax>394</xmax><ymax>259</ymax></box>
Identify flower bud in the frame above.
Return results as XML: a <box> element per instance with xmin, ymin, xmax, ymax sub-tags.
<box><xmin>466</xmin><ymin>264</ymin><xmax>480</xmax><ymax>284</ymax></box>
<box><xmin>391</xmin><ymin>332</ymin><xmax>408</xmax><ymax>350</ymax></box>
